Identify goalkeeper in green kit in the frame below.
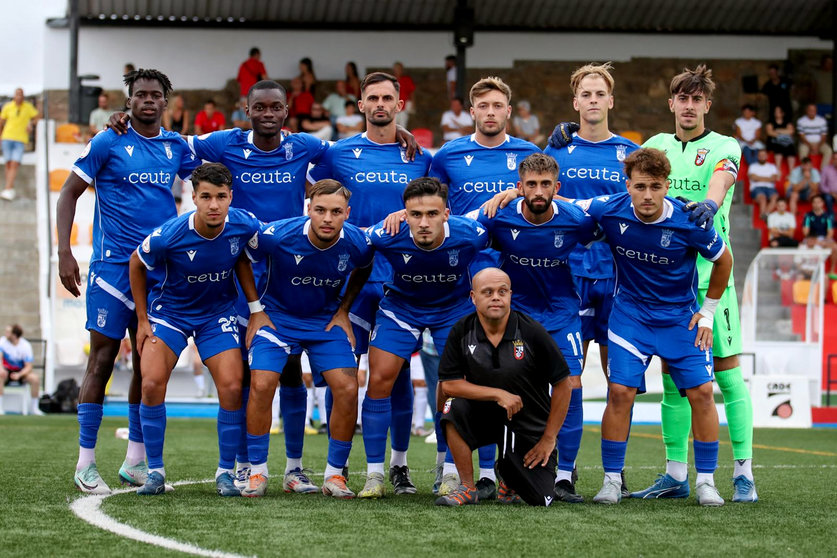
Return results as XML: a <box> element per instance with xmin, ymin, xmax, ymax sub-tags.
<box><xmin>632</xmin><ymin>65</ymin><xmax>757</xmax><ymax>503</ymax></box>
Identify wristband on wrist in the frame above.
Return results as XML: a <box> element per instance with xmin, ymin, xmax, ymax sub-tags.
<box><xmin>699</xmin><ymin>297</ymin><xmax>720</xmax><ymax>321</ymax></box>
<box><xmin>697</xmin><ymin>316</ymin><xmax>714</xmax><ymax>329</ymax></box>
<box><xmin>248</xmin><ymin>300</ymin><xmax>264</xmax><ymax>313</ymax></box>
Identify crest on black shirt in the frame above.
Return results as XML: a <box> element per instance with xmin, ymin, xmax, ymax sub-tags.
<box><xmin>513</xmin><ymin>339</ymin><xmax>525</xmax><ymax>360</ymax></box>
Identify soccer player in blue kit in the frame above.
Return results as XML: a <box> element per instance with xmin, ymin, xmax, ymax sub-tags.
<box><xmin>239</xmin><ymin>179</ymin><xmax>374</xmax><ymax>499</ymax></box>
<box><xmin>57</xmin><ymin>69</ymin><xmax>198</xmax><ymax>494</ymax></box>
<box><xmin>309</xmin><ymin>72</ymin><xmax>433</xmax><ymax>494</ymax></box>
<box><xmin>580</xmin><ymin>148</ymin><xmax>732</xmax><ymax>506</ymax></box>
<box><xmin>339</xmin><ymin>177</ymin><xmax>488</xmax><ymax>498</ymax></box>
<box><xmin>129</xmin><ymin>163</ymin><xmax>261</xmax><ymax>496</ymax></box>
<box><xmin>543</xmin><ymin>62</ymin><xmax>639</xmax><ymax>501</ymax></box>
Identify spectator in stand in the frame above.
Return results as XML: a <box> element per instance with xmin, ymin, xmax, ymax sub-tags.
<box><xmin>512</xmin><ymin>100</ymin><xmax>545</xmax><ymax>146</ymax></box>
<box><xmin>237</xmin><ymin>47</ymin><xmax>268</xmax><ymax>98</ymax></box>
<box><xmin>393</xmin><ymin>62</ymin><xmax>416</xmax><ymax>129</ymax></box>
<box><xmin>445</xmin><ymin>55</ymin><xmax>457</xmax><ymax>99</ymax></box>
<box><xmin>761</xmin><ymin>63</ymin><xmax>793</xmax><ymax>118</ymax></box>
<box><xmin>801</xmin><ymin>194</ymin><xmax>837</xmax><ymax>278</ymax></box>
<box><xmin>441</xmin><ymin>97</ymin><xmax>473</xmax><ymax>142</ymax></box>
<box><xmin>788</xmin><ymin>157</ymin><xmax>821</xmax><ymax>215</ymax></box>
<box><xmin>797</xmin><ymin>103</ymin><xmax>832</xmax><ymax>167</ymax></box>
<box><xmin>194</xmin><ymin>99</ymin><xmax>226</xmax><ymax>135</ymax></box>
<box><xmin>322</xmin><ymin>80</ymin><xmax>356</xmax><ymax>123</ymax></box>
<box><xmin>820</xmin><ymin>152</ymin><xmax>837</xmax><ymax>213</ymax></box>
<box><xmin>287</xmin><ymin>77</ymin><xmax>314</xmax><ymax>133</ymax></box>
<box><xmin>297</xmin><ymin>57</ymin><xmax>318</xmax><ymax>96</ymax></box>
<box><xmin>345</xmin><ymin>62</ymin><xmax>361</xmax><ymax>98</ymax></box>
<box><xmin>0</xmin><ymin>324</ymin><xmax>43</xmax><ymax>415</ymax></box>
<box><xmin>88</xmin><ymin>93</ymin><xmax>112</xmax><ymax>137</ymax></box>
<box><xmin>299</xmin><ymin>103</ymin><xmax>333</xmax><ymax>141</ymax></box>
<box><xmin>230</xmin><ymin>97</ymin><xmax>250</xmax><ymax>130</ymax></box>
<box><xmin>749</xmin><ymin>149</ymin><xmax>780</xmax><ymax>220</ymax></box>
<box><xmin>765</xmin><ymin>105</ymin><xmax>796</xmax><ymax>173</ymax></box>
<box><xmin>767</xmin><ymin>198</ymin><xmax>798</xmax><ymax>247</ymax></box>
<box><xmin>811</xmin><ymin>54</ymin><xmax>833</xmax><ymax>116</ymax></box>
<box><xmin>162</xmin><ymin>94</ymin><xmax>190</xmax><ymax>135</ymax></box>
<box><xmin>0</xmin><ymin>88</ymin><xmax>39</xmax><ymax>201</ymax></box>
<box><xmin>336</xmin><ymin>100</ymin><xmax>364</xmax><ymax>139</ymax></box>
<box><xmin>734</xmin><ymin>104</ymin><xmax>765</xmax><ymax>165</ymax></box>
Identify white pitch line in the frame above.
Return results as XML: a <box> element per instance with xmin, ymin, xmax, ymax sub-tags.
<box><xmin>70</xmin><ymin>479</ymin><xmax>255</xmax><ymax>558</ymax></box>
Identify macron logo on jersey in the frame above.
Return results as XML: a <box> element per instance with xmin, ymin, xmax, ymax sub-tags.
<box><xmin>705</xmin><ymin>364</ymin><xmax>712</xmax><ymax>374</ymax></box>
<box><xmin>464</xmin><ymin>155</ymin><xmax>474</xmax><ymax>166</ymax></box>
<box><xmin>187</xmin><ymin>250</ymin><xmax>197</xmax><ymax>261</ymax></box>
<box><xmin>402</xmin><ymin>254</ymin><xmax>412</xmax><ymax>264</ymax></box>
<box><xmin>125</xmin><ymin>146</ymin><xmax>134</xmax><ymax>157</ymax></box>
<box><xmin>511</xmin><ymin>229</ymin><xmax>520</xmax><ymax>240</ymax></box>
<box><xmin>352</xmin><ymin>148</ymin><xmax>363</xmax><ymax>159</ymax></box>
<box><xmin>243</xmin><ymin>149</ymin><xmax>252</xmax><ymax>159</ymax></box>
<box><xmin>294</xmin><ymin>255</ymin><xmax>304</xmax><ymax>265</ymax></box>
<box><xmin>567</xmin><ymin>145</ymin><xmax>576</xmax><ymax>154</ymax></box>
<box><xmin>619</xmin><ymin>223</ymin><xmax>629</xmax><ymax>234</ymax></box>
<box><xmin>468</xmin><ymin>344</ymin><xmax>476</xmax><ymax>354</ymax></box>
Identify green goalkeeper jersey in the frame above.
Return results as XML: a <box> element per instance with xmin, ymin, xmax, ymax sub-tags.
<box><xmin>643</xmin><ymin>130</ymin><xmax>741</xmax><ymax>288</ymax></box>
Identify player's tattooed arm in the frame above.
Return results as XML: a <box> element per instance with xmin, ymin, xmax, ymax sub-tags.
<box><xmin>56</xmin><ymin>173</ymin><xmax>91</xmax><ymax>297</ymax></box>
<box><xmin>688</xmin><ymin>246</ymin><xmax>732</xmax><ymax>350</ymax></box>
<box><xmin>383</xmin><ymin>209</ymin><xmax>407</xmax><ymax>236</ymax></box>
<box><xmin>105</xmin><ymin>112</ymin><xmax>130</xmax><ymax>135</ymax></box>
<box><xmin>326</xmin><ymin>264</ymin><xmax>373</xmax><ymax>350</ymax></box>
<box><xmin>235</xmin><ymin>255</ymin><xmax>274</xmax><ymax>348</ymax></box>
<box><xmin>129</xmin><ymin>251</ymin><xmax>153</xmax><ymax>354</ymax></box>
<box><xmin>395</xmin><ymin>125</ymin><xmax>422</xmax><ymax>160</ymax></box>
<box><xmin>525</xmin><ymin>377</ymin><xmax>570</xmax><ymax>469</ymax></box>
<box><xmin>481</xmin><ymin>188</ymin><xmax>521</xmax><ymax>218</ymax></box>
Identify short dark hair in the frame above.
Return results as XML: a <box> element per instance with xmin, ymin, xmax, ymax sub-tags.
<box><xmin>811</xmin><ymin>193</ymin><xmax>825</xmax><ymax>204</ymax></box>
<box><xmin>344</xmin><ymin>99</ymin><xmax>355</xmax><ymax>108</ymax></box>
<box><xmin>124</xmin><ymin>68</ymin><xmax>173</xmax><ymax>98</ymax></box>
<box><xmin>360</xmin><ymin>72</ymin><xmax>400</xmax><ymax>95</ymax></box>
<box><xmin>670</xmin><ymin>64</ymin><xmax>715</xmax><ymax>100</ymax></box>
<box><xmin>192</xmin><ymin>163</ymin><xmax>232</xmax><ymax>189</ymax></box>
<box><xmin>452</xmin><ymin>96</ymin><xmax>465</xmax><ymax>105</ymax></box>
<box><xmin>247</xmin><ymin>80</ymin><xmax>287</xmax><ymax>103</ymax></box>
<box><xmin>802</xmin><ymin>157</ymin><xmax>813</xmax><ymax>165</ymax></box>
<box><xmin>623</xmin><ymin>148</ymin><xmax>671</xmax><ymax>180</ymax></box>
<box><xmin>519</xmin><ymin>153</ymin><xmax>559</xmax><ymax>179</ymax></box>
<box><xmin>742</xmin><ymin>104</ymin><xmax>756</xmax><ymax>112</ymax></box>
<box><xmin>309</xmin><ymin>179</ymin><xmax>351</xmax><ymax>201</ymax></box>
<box><xmin>403</xmin><ymin>177</ymin><xmax>448</xmax><ymax>204</ymax></box>
<box><xmin>204</xmin><ymin>99</ymin><xmax>216</xmax><ymax>106</ymax></box>
<box><xmin>445</xmin><ymin>55</ymin><xmax>457</xmax><ymax>63</ymax></box>
<box><xmin>10</xmin><ymin>324</ymin><xmax>23</xmax><ymax>338</ymax></box>
<box><xmin>249</xmin><ymin>47</ymin><xmax>260</xmax><ymax>57</ymax></box>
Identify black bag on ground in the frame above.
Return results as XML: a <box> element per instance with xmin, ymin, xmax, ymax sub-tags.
<box><xmin>52</xmin><ymin>378</ymin><xmax>80</xmax><ymax>413</ymax></box>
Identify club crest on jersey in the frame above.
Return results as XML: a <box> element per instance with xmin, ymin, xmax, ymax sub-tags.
<box><xmin>513</xmin><ymin>339</ymin><xmax>525</xmax><ymax>360</ymax></box>
<box><xmin>163</xmin><ymin>142</ymin><xmax>172</xmax><ymax>159</ymax></box>
<box><xmin>338</xmin><ymin>253</ymin><xmax>350</xmax><ymax>272</ymax></box>
<box><xmin>448</xmin><ymin>249</ymin><xmax>459</xmax><ymax>266</ymax></box>
<box><xmin>616</xmin><ymin>145</ymin><xmax>627</xmax><ymax>162</ymax></box>
<box><xmin>695</xmin><ymin>148</ymin><xmax>710</xmax><ymax>166</ymax></box>
<box><xmin>399</xmin><ymin>147</ymin><xmax>408</xmax><ymax>164</ymax></box>
<box><xmin>554</xmin><ymin>232</ymin><xmax>564</xmax><ymax>248</ymax></box>
<box><xmin>97</xmin><ymin>308</ymin><xmax>108</xmax><ymax>328</ymax></box>
<box><xmin>284</xmin><ymin>143</ymin><xmax>293</xmax><ymax>161</ymax></box>
<box><xmin>141</xmin><ymin>235</ymin><xmax>151</xmax><ymax>253</ymax></box>
<box><xmin>229</xmin><ymin>237</ymin><xmax>240</xmax><ymax>256</ymax></box>
<box><xmin>506</xmin><ymin>152</ymin><xmax>517</xmax><ymax>171</ymax></box>
<box><xmin>660</xmin><ymin>228</ymin><xmax>673</xmax><ymax>247</ymax></box>
<box><xmin>248</xmin><ymin>232</ymin><xmax>259</xmax><ymax>249</ymax></box>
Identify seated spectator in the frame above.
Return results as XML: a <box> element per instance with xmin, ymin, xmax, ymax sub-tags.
<box><xmin>299</xmin><ymin>103</ymin><xmax>333</xmax><ymax>140</ymax></box>
<box><xmin>345</xmin><ymin>61</ymin><xmax>361</xmax><ymax>98</ymax></box>
<box><xmin>336</xmin><ymin>100</ymin><xmax>364</xmax><ymax>139</ymax></box>
<box><xmin>734</xmin><ymin>104</ymin><xmax>765</xmax><ymax>165</ymax></box>
<box><xmin>820</xmin><ymin>152</ymin><xmax>837</xmax><ymax>214</ymax></box>
<box><xmin>163</xmin><ymin>94</ymin><xmax>190</xmax><ymax>135</ymax></box>
<box><xmin>749</xmin><ymin>149</ymin><xmax>779</xmax><ymax>220</ymax></box>
<box><xmin>788</xmin><ymin>157</ymin><xmax>821</xmax><ymax>214</ymax></box>
<box><xmin>322</xmin><ymin>80</ymin><xmax>356</xmax><ymax>122</ymax></box>
<box><xmin>237</xmin><ymin>47</ymin><xmax>268</xmax><ymax>98</ymax></box>
<box><xmin>797</xmin><ymin>103</ymin><xmax>833</xmax><ymax>168</ymax></box>
<box><xmin>441</xmin><ymin>97</ymin><xmax>473</xmax><ymax>142</ymax></box>
<box><xmin>194</xmin><ymin>100</ymin><xmax>226</xmax><ymax>134</ymax></box>
<box><xmin>767</xmin><ymin>198</ymin><xmax>798</xmax><ymax>247</ymax></box>
<box><xmin>393</xmin><ymin>61</ymin><xmax>416</xmax><ymax>129</ymax></box>
<box><xmin>765</xmin><ymin>105</ymin><xmax>796</xmax><ymax>172</ymax></box>
<box><xmin>88</xmin><ymin>93</ymin><xmax>112</xmax><ymax>136</ymax></box>
<box><xmin>231</xmin><ymin>97</ymin><xmax>250</xmax><ymax>130</ymax></box>
<box><xmin>297</xmin><ymin>57</ymin><xmax>318</xmax><ymax>96</ymax></box>
<box><xmin>801</xmin><ymin>194</ymin><xmax>837</xmax><ymax>277</ymax></box>
<box><xmin>287</xmin><ymin>77</ymin><xmax>314</xmax><ymax>133</ymax></box>
<box><xmin>0</xmin><ymin>324</ymin><xmax>43</xmax><ymax>415</ymax></box>
<box><xmin>513</xmin><ymin>100</ymin><xmax>545</xmax><ymax>145</ymax></box>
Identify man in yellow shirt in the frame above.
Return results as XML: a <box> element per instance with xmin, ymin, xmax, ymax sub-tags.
<box><xmin>0</xmin><ymin>88</ymin><xmax>39</xmax><ymax>201</ymax></box>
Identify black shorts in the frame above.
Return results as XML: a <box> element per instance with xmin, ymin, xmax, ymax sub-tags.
<box><xmin>440</xmin><ymin>397</ymin><xmax>557</xmax><ymax>507</ymax></box>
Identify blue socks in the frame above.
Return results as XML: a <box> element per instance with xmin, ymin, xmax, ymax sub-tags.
<box><xmin>601</xmin><ymin>438</ymin><xmax>628</xmax><ymax>473</ymax></box>
<box><xmin>280</xmin><ymin>384</ymin><xmax>307</xmax><ymax>459</ymax></box>
<box><xmin>78</xmin><ymin>402</ymin><xmax>104</xmax><ymax>449</ymax></box>
<box><xmin>362</xmin><ymin>395</ymin><xmax>391</xmax><ymax>464</ymax></box>
<box><xmin>327</xmin><ymin>438</ymin><xmax>353</xmax><ymax>469</ymax></box>
<box><xmin>389</xmin><ymin>367</ymin><xmax>413</xmax><ymax>453</ymax></box>
<box><xmin>140</xmin><ymin>403</ymin><xmax>167</xmax><ymax>469</ymax></box>
<box><xmin>235</xmin><ymin>387</ymin><xmax>250</xmax><ymax>464</ymax></box>
<box><xmin>478</xmin><ymin>445</ymin><xmax>496</xmax><ymax>469</ymax></box>
<box><xmin>217</xmin><ymin>407</ymin><xmax>244</xmax><ymax>470</ymax></box>
<box><xmin>434</xmin><ymin>411</ymin><xmax>447</xmax><ymax>453</ymax></box>
<box><xmin>557</xmin><ymin>387</ymin><xmax>583</xmax><ymax>472</ymax></box>
<box><xmin>247</xmin><ymin>432</ymin><xmax>270</xmax><ymax>466</ymax></box>
<box><xmin>127</xmin><ymin>403</ymin><xmax>143</xmax><ymax>443</ymax></box>
<box><xmin>693</xmin><ymin>440</ymin><xmax>719</xmax><ymax>474</ymax></box>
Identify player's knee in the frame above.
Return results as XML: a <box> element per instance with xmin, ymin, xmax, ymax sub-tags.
<box><xmin>249</xmin><ymin>372</ymin><xmax>276</xmax><ymax>395</ymax></box>
<box><xmin>687</xmin><ymin>382</ymin><xmax>715</xmax><ymax>407</ymax></box>
<box><xmin>215</xmin><ymin>377</ymin><xmax>242</xmax><ymax>400</ymax></box>
<box><xmin>141</xmin><ymin>375</ymin><xmax>166</xmax><ymax>400</ymax></box>
<box><xmin>608</xmin><ymin>384</ymin><xmax>635</xmax><ymax>409</ymax></box>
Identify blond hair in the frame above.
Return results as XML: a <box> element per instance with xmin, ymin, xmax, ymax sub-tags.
<box><xmin>570</xmin><ymin>62</ymin><xmax>615</xmax><ymax>95</ymax></box>
<box><xmin>469</xmin><ymin>76</ymin><xmax>512</xmax><ymax>106</ymax></box>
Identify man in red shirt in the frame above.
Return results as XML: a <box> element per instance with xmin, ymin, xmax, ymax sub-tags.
<box><xmin>194</xmin><ymin>100</ymin><xmax>226</xmax><ymax>135</ymax></box>
<box><xmin>393</xmin><ymin>62</ymin><xmax>416</xmax><ymax>129</ymax></box>
<box><xmin>237</xmin><ymin>48</ymin><xmax>268</xmax><ymax>98</ymax></box>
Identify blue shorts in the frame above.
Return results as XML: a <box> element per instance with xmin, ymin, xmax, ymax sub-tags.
<box><xmin>248</xmin><ymin>319</ymin><xmax>357</xmax><ymax>387</ymax></box>
<box><xmin>370</xmin><ymin>303</ymin><xmax>469</xmax><ymax>361</ymax></box>
<box><xmin>606</xmin><ymin>305</ymin><xmax>714</xmax><ymax>393</ymax></box>
<box><xmin>149</xmin><ymin>308</ymin><xmax>241</xmax><ymax>361</ymax></box>
<box><xmin>576</xmin><ymin>276</ymin><xmax>614</xmax><ymax>345</ymax></box>
<box><xmin>348</xmin><ymin>281</ymin><xmax>385</xmax><ymax>355</ymax></box>
<box><xmin>86</xmin><ymin>261</ymin><xmax>137</xmax><ymax>340</ymax></box>
<box><xmin>2</xmin><ymin>140</ymin><xmax>24</xmax><ymax>163</ymax></box>
<box><xmin>750</xmin><ymin>186</ymin><xmax>777</xmax><ymax>200</ymax></box>
<box><xmin>549</xmin><ymin>323</ymin><xmax>584</xmax><ymax>377</ymax></box>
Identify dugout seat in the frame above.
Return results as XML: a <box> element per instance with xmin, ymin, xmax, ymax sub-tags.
<box><xmin>56</xmin><ymin>123</ymin><xmax>82</xmax><ymax>144</ymax></box>
<box><xmin>411</xmin><ymin>128</ymin><xmax>434</xmax><ymax>149</ymax></box>
<box><xmin>49</xmin><ymin>168</ymin><xmax>72</xmax><ymax>192</ymax></box>
<box><xmin>793</xmin><ymin>279</ymin><xmax>820</xmax><ymax>305</ymax></box>
<box><xmin>620</xmin><ymin>130</ymin><xmax>643</xmax><ymax>145</ymax></box>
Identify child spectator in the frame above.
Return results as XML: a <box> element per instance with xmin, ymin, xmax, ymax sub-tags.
<box><xmin>767</xmin><ymin>199</ymin><xmax>798</xmax><ymax>247</ymax></box>
<box><xmin>788</xmin><ymin>157</ymin><xmax>821</xmax><ymax>215</ymax></box>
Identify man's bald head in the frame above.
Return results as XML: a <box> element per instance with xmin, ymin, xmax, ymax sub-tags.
<box><xmin>471</xmin><ymin>267</ymin><xmax>512</xmax><ymax>322</ymax></box>
<box><xmin>472</xmin><ymin>267</ymin><xmax>511</xmax><ymax>290</ymax></box>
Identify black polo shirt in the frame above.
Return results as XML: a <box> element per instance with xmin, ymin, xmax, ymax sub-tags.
<box><xmin>439</xmin><ymin>310</ymin><xmax>569</xmax><ymax>440</ymax></box>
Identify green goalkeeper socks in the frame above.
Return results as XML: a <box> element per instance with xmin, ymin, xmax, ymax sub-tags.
<box><xmin>661</xmin><ymin>373</ymin><xmax>691</xmax><ymax>463</ymax></box>
<box><xmin>716</xmin><ymin>366</ymin><xmax>753</xmax><ymax>460</ymax></box>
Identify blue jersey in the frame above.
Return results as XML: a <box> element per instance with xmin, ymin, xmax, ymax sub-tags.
<box><xmin>429</xmin><ymin>134</ymin><xmax>541</xmax><ymax>214</ymax></box>
<box><xmin>188</xmin><ymin>129</ymin><xmax>329</xmax><ymax>221</ymax></box>
<box><xmin>366</xmin><ymin>216</ymin><xmax>489</xmax><ymax>320</ymax></box>
<box><xmin>582</xmin><ymin>192</ymin><xmax>726</xmax><ymax>325</ymax></box>
<box><xmin>246</xmin><ymin>217</ymin><xmax>374</xmax><ymax>323</ymax></box>
<box><xmin>73</xmin><ymin>125</ymin><xmax>198</xmax><ymax>264</ymax></box>
<box><xmin>474</xmin><ymin>199</ymin><xmax>600</xmax><ymax>331</ymax></box>
<box><xmin>136</xmin><ymin>208</ymin><xmax>261</xmax><ymax>322</ymax></box>
<box><xmin>545</xmin><ymin>133</ymin><xmax>639</xmax><ymax>279</ymax></box>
